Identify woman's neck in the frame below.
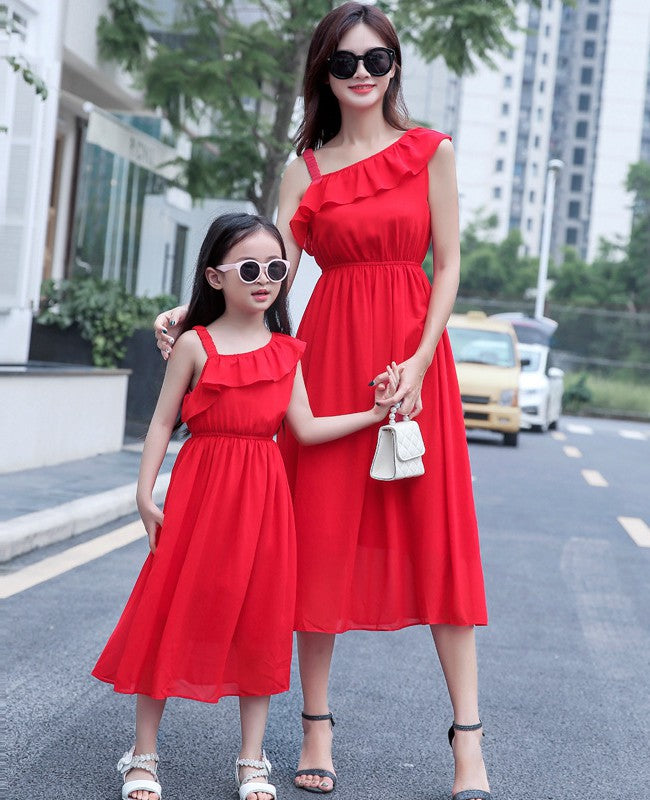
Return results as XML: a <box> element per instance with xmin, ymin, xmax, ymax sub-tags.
<box><xmin>334</xmin><ymin>106</ymin><xmax>398</xmax><ymax>148</ymax></box>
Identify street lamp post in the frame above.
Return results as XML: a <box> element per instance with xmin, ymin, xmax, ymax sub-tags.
<box><xmin>534</xmin><ymin>158</ymin><xmax>564</xmax><ymax>320</ymax></box>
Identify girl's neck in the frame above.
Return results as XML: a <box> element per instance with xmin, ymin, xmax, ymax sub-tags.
<box><xmin>209</xmin><ymin>311</ymin><xmax>271</xmax><ymax>349</ymax></box>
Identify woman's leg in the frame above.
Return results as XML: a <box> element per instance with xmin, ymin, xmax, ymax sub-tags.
<box><xmin>125</xmin><ymin>694</ymin><xmax>166</xmax><ymax>800</ymax></box>
<box><xmin>294</xmin><ymin>631</ymin><xmax>337</xmax><ymax>792</ymax></box>
<box><xmin>431</xmin><ymin>625</ymin><xmax>490</xmax><ymax>796</ymax></box>
<box><xmin>238</xmin><ymin>696</ymin><xmax>273</xmax><ymax>800</ymax></box>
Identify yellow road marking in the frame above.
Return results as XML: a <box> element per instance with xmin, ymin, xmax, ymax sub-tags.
<box><xmin>563</xmin><ymin>445</ymin><xmax>582</xmax><ymax>458</ymax></box>
<box><xmin>0</xmin><ymin>521</ymin><xmax>144</xmax><ymax>599</ymax></box>
<box><xmin>618</xmin><ymin>517</ymin><xmax>650</xmax><ymax>548</ymax></box>
<box><xmin>581</xmin><ymin>469</ymin><xmax>608</xmax><ymax>487</ymax></box>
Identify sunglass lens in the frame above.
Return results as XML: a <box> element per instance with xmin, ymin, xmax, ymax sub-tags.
<box><xmin>329</xmin><ymin>52</ymin><xmax>356</xmax><ymax>79</ymax></box>
<box><xmin>267</xmin><ymin>260</ymin><xmax>288</xmax><ymax>282</ymax></box>
<box><xmin>365</xmin><ymin>48</ymin><xmax>392</xmax><ymax>75</ymax></box>
<box><xmin>239</xmin><ymin>260</ymin><xmax>262</xmax><ymax>282</ymax></box>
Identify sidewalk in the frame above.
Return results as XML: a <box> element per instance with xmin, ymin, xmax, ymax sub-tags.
<box><xmin>0</xmin><ymin>440</ymin><xmax>180</xmax><ymax>563</ymax></box>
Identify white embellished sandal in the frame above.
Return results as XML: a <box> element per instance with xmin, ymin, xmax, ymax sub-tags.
<box><xmin>235</xmin><ymin>751</ymin><xmax>277</xmax><ymax>800</ymax></box>
<box><xmin>117</xmin><ymin>746</ymin><xmax>162</xmax><ymax>800</ymax></box>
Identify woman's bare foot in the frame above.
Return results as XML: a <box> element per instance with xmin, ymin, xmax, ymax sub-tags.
<box><xmin>294</xmin><ymin>715</ymin><xmax>336</xmax><ymax>792</ymax></box>
<box><xmin>450</xmin><ymin>727</ymin><xmax>490</xmax><ymax>798</ymax></box>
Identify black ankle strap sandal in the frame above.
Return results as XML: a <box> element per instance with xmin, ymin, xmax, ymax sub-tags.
<box><xmin>294</xmin><ymin>712</ymin><xmax>337</xmax><ymax>794</ymax></box>
<box><xmin>447</xmin><ymin>721</ymin><xmax>491</xmax><ymax>800</ymax></box>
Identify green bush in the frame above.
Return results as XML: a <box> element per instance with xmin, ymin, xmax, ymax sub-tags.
<box><xmin>562</xmin><ymin>373</ymin><xmax>593</xmax><ymax>412</ymax></box>
<box><xmin>38</xmin><ymin>276</ymin><xmax>177</xmax><ymax>368</ymax></box>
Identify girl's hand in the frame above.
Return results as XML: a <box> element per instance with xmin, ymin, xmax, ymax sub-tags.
<box><xmin>137</xmin><ymin>497</ymin><xmax>164</xmax><ymax>554</ymax></box>
<box><xmin>370</xmin><ymin>354</ymin><xmax>429</xmax><ymax>419</ymax></box>
<box><xmin>154</xmin><ymin>304</ymin><xmax>188</xmax><ymax>361</ymax></box>
<box><xmin>372</xmin><ymin>362</ymin><xmax>400</xmax><ymax>419</ymax></box>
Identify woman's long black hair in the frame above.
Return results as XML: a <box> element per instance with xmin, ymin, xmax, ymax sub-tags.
<box><xmin>181</xmin><ymin>213</ymin><xmax>292</xmax><ymax>336</ymax></box>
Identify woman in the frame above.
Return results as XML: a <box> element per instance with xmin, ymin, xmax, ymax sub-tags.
<box><xmin>155</xmin><ymin>5</ymin><xmax>490</xmax><ymax>799</ymax></box>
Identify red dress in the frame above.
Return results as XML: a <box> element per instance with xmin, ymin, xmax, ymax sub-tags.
<box><xmin>280</xmin><ymin>127</ymin><xmax>487</xmax><ymax>632</ymax></box>
<box><xmin>93</xmin><ymin>327</ymin><xmax>305</xmax><ymax>702</ymax></box>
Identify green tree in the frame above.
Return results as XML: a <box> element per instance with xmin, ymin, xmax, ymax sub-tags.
<box><xmin>97</xmin><ymin>0</ymin><xmax>531</xmax><ymax>216</ymax></box>
<box><xmin>1</xmin><ymin>8</ymin><xmax>48</xmax><ymax>133</ymax></box>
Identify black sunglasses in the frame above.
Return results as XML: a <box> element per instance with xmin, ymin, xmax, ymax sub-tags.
<box><xmin>328</xmin><ymin>47</ymin><xmax>396</xmax><ymax>80</ymax></box>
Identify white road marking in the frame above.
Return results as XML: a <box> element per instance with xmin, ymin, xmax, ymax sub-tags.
<box><xmin>552</xmin><ymin>431</ymin><xmax>567</xmax><ymax>441</ymax></box>
<box><xmin>0</xmin><ymin>521</ymin><xmax>144</xmax><ymax>599</ymax></box>
<box><xmin>619</xmin><ymin>430</ymin><xmax>647</xmax><ymax>441</ymax></box>
<box><xmin>618</xmin><ymin>517</ymin><xmax>650</xmax><ymax>548</ymax></box>
<box><xmin>565</xmin><ymin>423</ymin><xmax>593</xmax><ymax>435</ymax></box>
<box><xmin>581</xmin><ymin>469</ymin><xmax>608</xmax><ymax>487</ymax></box>
<box><xmin>563</xmin><ymin>445</ymin><xmax>582</xmax><ymax>458</ymax></box>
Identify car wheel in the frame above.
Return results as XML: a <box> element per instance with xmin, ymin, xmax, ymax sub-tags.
<box><xmin>532</xmin><ymin>404</ymin><xmax>550</xmax><ymax>433</ymax></box>
<box><xmin>549</xmin><ymin>417</ymin><xmax>559</xmax><ymax>430</ymax></box>
<box><xmin>503</xmin><ymin>431</ymin><xmax>518</xmax><ymax>447</ymax></box>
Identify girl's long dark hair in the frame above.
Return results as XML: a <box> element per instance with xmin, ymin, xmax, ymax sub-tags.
<box><xmin>294</xmin><ymin>2</ymin><xmax>410</xmax><ymax>154</ymax></box>
<box><xmin>181</xmin><ymin>213</ymin><xmax>292</xmax><ymax>336</ymax></box>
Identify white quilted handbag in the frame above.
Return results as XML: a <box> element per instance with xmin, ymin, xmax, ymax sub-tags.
<box><xmin>370</xmin><ymin>404</ymin><xmax>425</xmax><ymax>481</ymax></box>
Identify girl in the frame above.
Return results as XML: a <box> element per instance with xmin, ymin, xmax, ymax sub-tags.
<box><xmin>93</xmin><ymin>212</ymin><xmax>397</xmax><ymax>800</ymax></box>
<box><xmin>155</xmin><ymin>5</ymin><xmax>492</xmax><ymax>799</ymax></box>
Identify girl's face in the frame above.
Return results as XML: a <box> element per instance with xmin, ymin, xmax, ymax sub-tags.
<box><xmin>327</xmin><ymin>23</ymin><xmax>396</xmax><ymax>112</ymax></box>
<box><xmin>205</xmin><ymin>229</ymin><xmax>284</xmax><ymax>317</ymax></box>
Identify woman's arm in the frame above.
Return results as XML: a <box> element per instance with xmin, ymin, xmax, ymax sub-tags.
<box><xmin>371</xmin><ymin>139</ymin><xmax>461</xmax><ymax>418</ymax></box>
<box><xmin>136</xmin><ymin>333</ymin><xmax>198</xmax><ymax>552</ymax></box>
<box><xmin>285</xmin><ymin>363</ymin><xmax>397</xmax><ymax>446</ymax></box>
<box><xmin>275</xmin><ymin>156</ymin><xmax>310</xmax><ymax>292</ymax></box>
<box><xmin>154</xmin><ymin>305</ymin><xmax>188</xmax><ymax>360</ymax></box>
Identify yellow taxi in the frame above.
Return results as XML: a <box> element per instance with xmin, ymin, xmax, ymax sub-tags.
<box><xmin>447</xmin><ymin>311</ymin><xmax>522</xmax><ymax>447</ymax></box>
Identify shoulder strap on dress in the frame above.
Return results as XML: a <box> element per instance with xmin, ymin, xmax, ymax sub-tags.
<box><xmin>193</xmin><ymin>325</ymin><xmax>218</xmax><ymax>358</ymax></box>
<box><xmin>303</xmin><ymin>149</ymin><xmax>322</xmax><ymax>182</ymax></box>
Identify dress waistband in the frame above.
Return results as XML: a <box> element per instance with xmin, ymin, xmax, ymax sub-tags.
<box><xmin>321</xmin><ymin>260</ymin><xmax>422</xmax><ymax>272</ymax></box>
<box><xmin>189</xmin><ymin>432</ymin><xmax>274</xmax><ymax>441</ymax></box>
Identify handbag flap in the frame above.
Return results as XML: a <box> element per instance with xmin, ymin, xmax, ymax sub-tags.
<box><xmin>393</xmin><ymin>420</ymin><xmax>425</xmax><ymax>460</ymax></box>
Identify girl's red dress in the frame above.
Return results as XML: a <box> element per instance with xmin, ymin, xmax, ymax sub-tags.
<box><xmin>93</xmin><ymin>327</ymin><xmax>305</xmax><ymax>702</ymax></box>
<box><xmin>280</xmin><ymin>126</ymin><xmax>488</xmax><ymax>632</ymax></box>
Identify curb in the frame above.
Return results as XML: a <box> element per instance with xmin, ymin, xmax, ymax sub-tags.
<box><xmin>0</xmin><ymin>472</ymin><xmax>171</xmax><ymax>563</ymax></box>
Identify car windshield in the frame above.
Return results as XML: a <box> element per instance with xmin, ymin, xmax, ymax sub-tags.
<box><xmin>448</xmin><ymin>327</ymin><xmax>516</xmax><ymax>367</ymax></box>
<box><xmin>518</xmin><ymin>347</ymin><xmax>541</xmax><ymax>372</ymax></box>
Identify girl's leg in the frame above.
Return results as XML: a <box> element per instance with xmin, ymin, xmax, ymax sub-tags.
<box><xmin>294</xmin><ymin>631</ymin><xmax>337</xmax><ymax>792</ymax></box>
<box><xmin>125</xmin><ymin>694</ymin><xmax>166</xmax><ymax>800</ymax></box>
<box><xmin>430</xmin><ymin>624</ymin><xmax>490</xmax><ymax>796</ymax></box>
<box><xmin>238</xmin><ymin>696</ymin><xmax>273</xmax><ymax>800</ymax></box>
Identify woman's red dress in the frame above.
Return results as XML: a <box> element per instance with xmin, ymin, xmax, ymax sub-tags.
<box><xmin>93</xmin><ymin>327</ymin><xmax>305</xmax><ymax>702</ymax></box>
<box><xmin>280</xmin><ymin>127</ymin><xmax>488</xmax><ymax>633</ymax></box>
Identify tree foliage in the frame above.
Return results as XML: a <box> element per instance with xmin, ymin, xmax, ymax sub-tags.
<box><xmin>97</xmin><ymin>0</ymin><xmax>530</xmax><ymax>215</ymax></box>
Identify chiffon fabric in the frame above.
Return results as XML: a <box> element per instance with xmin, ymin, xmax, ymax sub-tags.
<box><xmin>280</xmin><ymin>127</ymin><xmax>487</xmax><ymax>633</ymax></box>
<box><xmin>93</xmin><ymin>327</ymin><xmax>305</xmax><ymax>702</ymax></box>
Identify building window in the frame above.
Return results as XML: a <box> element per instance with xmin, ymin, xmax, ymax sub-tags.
<box><xmin>534</xmin><ymin>135</ymin><xmax>541</xmax><ymax>148</ymax></box>
<box><xmin>547</xmin><ymin>0</ymin><xmax>553</xmax><ymax>8</ymax></box>
<box><xmin>539</xmin><ymin>79</ymin><xmax>546</xmax><ymax>92</ymax></box>
<box><xmin>568</xmin><ymin>200</ymin><xmax>581</xmax><ymax>219</ymax></box>
<box><xmin>532</xmin><ymin>162</ymin><xmax>539</xmax><ymax>177</ymax></box>
<box><xmin>499</xmin><ymin>130</ymin><xmax>507</xmax><ymax>143</ymax></box>
<box><xmin>527</xmin><ymin>218</ymin><xmax>533</xmax><ymax>231</ymax></box>
<box><xmin>545</xmin><ymin>24</ymin><xmax>551</xmax><ymax>37</ymax></box>
<box><xmin>583</xmin><ymin>40</ymin><xmax>596</xmax><ymax>58</ymax></box>
<box><xmin>586</xmin><ymin>13</ymin><xmax>598</xmax><ymax>30</ymax></box>
<box><xmin>537</xmin><ymin>107</ymin><xmax>544</xmax><ymax>121</ymax></box>
<box><xmin>529</xmin><ymin>190</ymin><xmax>536</xmax><ymax>203</ymax></box>
<box><xmin>495</xmin><ymin>159</ymin><xmax>504</xmax><ymax>172</ymax></box>
<box><xmin>504</xmin><ymin>75</ymin><xmax>513</xmax><ymax>88</ymax></box>
<box><xmin>542</xmin><ymin>52</ymin><xmax>549</xmax><ymax>65</ymax></box>
<box><xmin>573</xmin><ymin>147</ymin><xmax>586</xmax><ymax>165</ymax></box>
<box><xmin>493</xmin><ymin>187</ymin><xmax>502</xmax><ymax>199</ymax></box>
<box><xmin>578</xmin><ymin>93</ymin><xmax>591</xmax><ymax>111</ymax></box>
<box><xmin>566</xmin><ymin>227</ymin><xmax>578</xmax><ymax>245</ymax></box>
<box><xmin>576</xmin><ymin>120</ymin><xmax>588</xmax><ymax>138</ymax></box>
<box><xmin>581</xmin><ymin>67</ymin><xmax>593</xmax><ymax>85</ymax></box>
<box><xmin>571</xmin><ymin>174</ymin><xmax>583</xmax><ymax>191</ymax></box>
<box><xmin>501</xmin><ymin>102</ymin><xmax>510</xmax><ymax>115</ymax></box>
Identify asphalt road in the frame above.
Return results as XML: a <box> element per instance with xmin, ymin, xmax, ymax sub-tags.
<box><xmin>4</xmin><ymin>416</ymin><xmax>649</xmax><ymax>800</ymax></box>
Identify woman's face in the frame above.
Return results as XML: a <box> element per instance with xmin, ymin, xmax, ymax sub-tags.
<box><xmin>327</xmin><ymin>23</ymin><xmax>396</xmax><ymax>112</ymax></box>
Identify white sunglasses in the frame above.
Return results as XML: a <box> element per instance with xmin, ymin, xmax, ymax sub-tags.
<box><xmin>216</xmin><ymin>258</ymin><xmax>289</xmax><ymax>284</ymax></box>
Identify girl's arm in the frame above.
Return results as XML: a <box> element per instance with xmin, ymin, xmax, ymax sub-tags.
<box><xmin>276</xmin><ymin>157</ymin><xmax>310</xmax><ymax>292</ymax></box>
<box><xmin>285</xmin><ymin>363</ymin><xmax>397</xmax><ymax>446</ymax></box>
<box><xmin>371</xmin><ymin>139</ymin><xmax>461</xmax><ymax>419</ymax></box>
<box><xmin>137</xmin><ymin>333</ymin><xmax>198</xmax><ymax>552</ymax></box>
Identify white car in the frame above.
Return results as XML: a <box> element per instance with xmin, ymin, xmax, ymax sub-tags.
<box><xmin>517</xmin><ymin>343</ymin><xmax>564</xmax><ymax>432</ymax></box>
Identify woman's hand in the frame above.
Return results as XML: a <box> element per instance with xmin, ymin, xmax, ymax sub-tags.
<box><xmin>371</xmin><ymin>362</ymin><xmax>400</xmax><ymax>419</ymax></box>
<box><xmin>137</xmin><ymin>496</ymin><xmax>164</xmax><ymax>554</ymax></box>
<box><xmin>370</xmin><ymin>353</ymin><xmax>430</xmax><ymax>419</ymax></box>
<box><xmin>154</xmin><ymin>304</ymin><xmax>188</xmax><ymax>360</ymax></box>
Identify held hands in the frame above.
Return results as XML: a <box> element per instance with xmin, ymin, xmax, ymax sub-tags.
<box><xmin>371</xmin><ymin>361</ymin><xmax>400</xmax><ymax>420</ymax></box>
<box><xmin>137</xmin><ymin>496</ymin><xmax>164</xmax><ymax>554</ymax></box>
<box><xmin>370</xmin><ymin>353</ymin><xmax>429</xmax><ymax>419</ymax></box>
<box><xmin>154</xmin><ymin>305</ymin><xmax>188</xmax><ymax>361</ymax></box>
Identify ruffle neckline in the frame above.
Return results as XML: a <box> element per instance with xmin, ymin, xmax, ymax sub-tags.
<box><xmin>290</xmin><ymin>127</ymin><xmax>451</xmax><ymax>254</ymax></box>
